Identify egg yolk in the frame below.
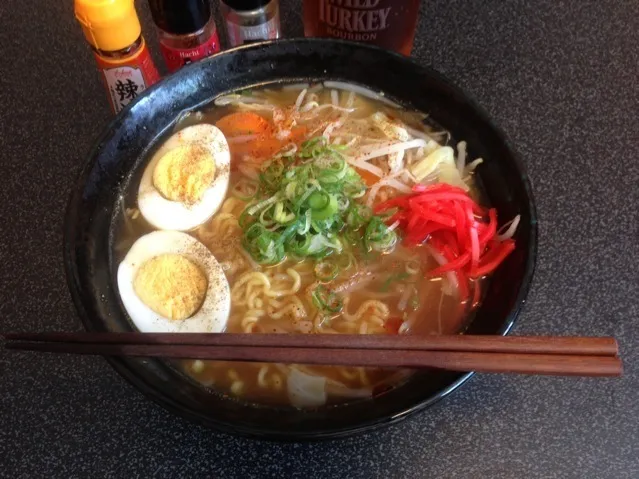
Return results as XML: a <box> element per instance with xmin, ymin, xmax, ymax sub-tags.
<box><xmin>133</xmin><ymin>254</ymin><xmax>208</xmax><ymax>320</ymax></box>
<box><xmin>153</xmin><ymin>144</ymin><xmax>216</xmax><ymax>204</ymax></box>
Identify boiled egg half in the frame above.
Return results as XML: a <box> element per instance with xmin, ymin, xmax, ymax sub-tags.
<box><xmin>138</xmin><ymin>124</ymin><xmax>231</xmax><ymax>231</ymax></box>
<box><xmin>117</xmin><ymin>230</ymin><xmax>230</xmax><ymax>333</ymax></box>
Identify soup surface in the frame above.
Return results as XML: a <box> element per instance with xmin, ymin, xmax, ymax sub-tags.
<box><xmin>115</xmin><ymin>83</ymin><xmax>518</xmax><ymax>408</ymax></box>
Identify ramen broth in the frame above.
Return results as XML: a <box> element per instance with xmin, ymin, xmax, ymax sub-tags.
<box><xmin>116</xmin><ymin>83</ymin><xmax>491</xmax><ymax>408</ymax></box>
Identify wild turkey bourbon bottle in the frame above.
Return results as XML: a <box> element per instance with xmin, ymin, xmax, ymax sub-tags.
<box><xmin>303</xmin><ymin>0</ymin><xmax>421</xmax><ymax>55</ymax></box>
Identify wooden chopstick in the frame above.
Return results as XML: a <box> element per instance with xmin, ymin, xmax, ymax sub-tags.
<box><xmin>2</xmin><ymin>332</ymin><xmax>620</xmax><ymax>356</ymax></box>
<box><xmin>2</xmin><ymin>333</ymin><xmax>622</xmax><ymax>377</ymax></box>
<box><xmin>4</xmin><ymin>341</ymin><xmax>622</xmax><ymax>376</ymax></box>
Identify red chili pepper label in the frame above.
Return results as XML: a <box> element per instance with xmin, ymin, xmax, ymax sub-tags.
<box><xmin>95</xmin><ymin>43</ymin><xmax>160</xmax><ymax>114</ymax></box>
<box><xmin>159</xmin><ymin>31</ymin><xmax>220</xmax><ymax>73</ymax></box>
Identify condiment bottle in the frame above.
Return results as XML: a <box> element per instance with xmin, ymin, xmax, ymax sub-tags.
<box><xmin>74</xmin><ymin>0</ymin><xmax>160</xmax><ymax>114</ymax></box>
<box><xmin>148</xmin><ymin>0</ymin><xmax>221</xmax><ymax>73</ymax></box>
<box><xmin>219</xmin><ymin>0</ymin><xmax>281</xmax><ymax>47</ymax></box>
<box><xmin>302</xmin><ymin>0</ymin><xmax>422</xmax><ymax>55</ymax></box>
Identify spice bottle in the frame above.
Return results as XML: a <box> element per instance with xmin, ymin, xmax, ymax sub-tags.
<box><xmin>303</xmin><ymin>0</ymin><xmax>422</xmax><ymax>55</ymax></box>
<box><xmin>74</xmin><ymin>0</ymin><xmax>160</xmax><ymax>114</ymax></box>
<box><xmin>219</xmin><ymin>0</ymin><xmax>281</xmax><ymax>47</ymax></box>
<box><xmin>148</xmin><ymin>0</ymin><xmax>221</xmax><ymax>73</ymax></box>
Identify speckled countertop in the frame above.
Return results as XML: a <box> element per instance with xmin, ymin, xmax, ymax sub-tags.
<box><xmin>0</xmin><ymin>0</ymin><xmax>637</xmax><ymax>477</ymax></box>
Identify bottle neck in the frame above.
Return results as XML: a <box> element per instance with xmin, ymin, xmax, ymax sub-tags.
<box><xmin>156</xmin><ymin>17</ymin><xmax>217</xmax><ymax>49</ymax></box>
<box><xmin>221</xmin><ymin>0</ymin><xmax>278</xmax><ymax>26</ymax></box>
<box><xmin>92</xmin><ymin>36</ymin><xmax>143</xmax><ymax>60</ymax></box>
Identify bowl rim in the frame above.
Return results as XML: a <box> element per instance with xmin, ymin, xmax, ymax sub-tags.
<box><xmin>63</xmin><ymin>38</ymin><xmax>538</xmax><ymax>440</ymax></box>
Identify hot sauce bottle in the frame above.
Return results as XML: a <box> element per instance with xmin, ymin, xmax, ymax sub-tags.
<box><xmin>148</xmin><ymin>0</ymin><xmax>221</xmax><ymax>73</ymax></box>
<box><xmin>74</xmin><ymin>0</ymin><xmax>160</xmax><ymax>114</ymax></box>
<box><xmin>303</xmin><ymin>0</ymin><xmax>422</xmax><ymax>55</ymax></box>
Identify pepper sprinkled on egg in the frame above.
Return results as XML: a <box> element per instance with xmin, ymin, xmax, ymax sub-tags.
<box><xmin>117</xmin><ymin>231</ymin><xmax>230</xmax><ymax>333</ymax></box>
<box><xmin>138</xmin><ymin>124</ymin><xmax>231</xmax><ymax>231</ymax></box>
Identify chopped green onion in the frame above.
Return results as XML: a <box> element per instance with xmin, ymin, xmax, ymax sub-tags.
<box><xmin>336</xmin><ymin>195</ymin><xmax>349</xmax><ymax>212</ymax></box>
<box><xmin>273</xmin><ymin>202</ymin><xmax>295</xmax><ymax>224</ymax></box>
<box><xmin>294</xmin><ymin>184</ymin><xmax>317</xmax><ymax>211</ymax></box>
<box><xmin>307</xmin><ymin>178</ymin><xmax>322</xmax><ymax>191</ymax></box>
<box><xmin>311</xmin><ymin>248</ymin><xmax>334</xmax><ymax>260</ymax></box>
<box><xmin>299</xmin><ymin>137</ymin><xmax>326</xmax><ymax>159</ymax></box>
<box><xmin>284</xmin><ymin>181</ymin><xmax>298</xmax><ymax>200</ymax></box>
<box><xmin>333</xmin><ymin>251</ymin><xmax>356</xmax><ymax>271</ymax></box>
<box><xmin>346</xmin><ymin>203</ymin><xmax>372</xmax><ymax>230</ymax></box>
<box><xmin>308</xmin><ymin>190</ymin><xmax>330</xmax><ymax>210</ymax></box>
<box><xmin>310</xmin><ymin>192</ymin><xmax>338</xmax><ymax>220</ymax></box>
<box><xmin>238</xmin><ymin>136</ymin><xmax>384</xmax><ymax>264</ymax></box>
<box><xmin>308</xmin><ymin>234</ymin><xmax>329</xmax><ymax>255</ymax></box>
<box><xmin>314</xmin><ymin>261</ymin><xmax>339</xmax><ymax>282</ymax></box>
<box><xmin>259</xmin><ymin>204</ymin><xmax>276</xmax><ymax>227</ymax></box>
<box><xmin>318</xmin><ymin>157</ymin><xmax>348</xmax><ymax>182</ymax></box>
<box><xmin>238</xmin><ymin>206</ymin><xmax>257</xmax><ymax>229</ymax></box>
<box><xmin>242</xmin><ymin>223</ymin><xmax>285</xmax><ymax>264</ymax></box>
<box><xmin>231</xmin><ymin>178</ymin><xmax>259</xmax><ymax>201</ymax></box>
<box><xmin>260</xmin><ymin>161</ymin><xmax>287</xmax><ymax>192</ymax></box>
<box><xmin>248</xmin><ymin>193</ymin><xmax>281</xmax><ymax>216</ymax></box>
<box><xmin>311</xmin><ymin>285</ymin><xmax>343</xmax><ymax>313</ymax></box>
<box><xmin>277</xmin><ymin>220</ymin><xmax>300</xmax><ymax>246</ymax></box>
<box><xmin>288</xmin><ymin>235</ymin><xmax>312</xmax><ymax>257</ymax></box>
<box><xmin>297</xmin><ymin>209</ymin><xmax>312</xmax><ymax>235</ymax></box>
<box><xmin>380</xmin><ymin>272</ymin><xmax>410</xmax><ymax>292</ymax></box>
<box><xmin>365</xmin><ymin>217</ymin><xmax>398</xmax><ymax>253</ymax></box>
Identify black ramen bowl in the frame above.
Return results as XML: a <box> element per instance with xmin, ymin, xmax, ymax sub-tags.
<box><xmin>64</xmin><ymin>39</ymin><xmax>537</xmax><ymax>440</ymax></box>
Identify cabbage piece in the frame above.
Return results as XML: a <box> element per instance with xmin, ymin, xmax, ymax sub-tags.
<box><xmin>325</xmin><ymin>379</ymin><xmax>372</xmax><ymax>399</ymax></box>
<box><xmin>410</xmin><ymin>146</ymin><xmax>455</xmax><ymax>181</ymax></box>
<box><xmin>287</xmin><ymin>369</ymin><xmax>328</xmax><ymax>408</ymax></box>
<box><xmin>437</xmin><ymin>162</ymin><xmax>470</xmax><ymax>191</ymax></box>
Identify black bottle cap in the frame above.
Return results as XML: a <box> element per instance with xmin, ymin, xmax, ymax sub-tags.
<box><xmin>148</xmin><ymin>0</ymin><xmax>212</xmax><ymax>35</ymax></box>
<box><xmin>222</xmin><ymin>0</ymin><xmax>271</xmax><ymax>11</ymax></box>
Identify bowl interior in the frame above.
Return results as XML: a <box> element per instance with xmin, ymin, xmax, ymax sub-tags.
<box><xmin>64</xmin><ymin>39</ymin><xmax>536</xmax><ymax>440</ymax></box>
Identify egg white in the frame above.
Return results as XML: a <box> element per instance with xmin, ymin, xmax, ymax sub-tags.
<box><xmin>117</xmin><ymin>230</ymin><xmax>230</xmax><ymax>333</ymax></box>
<box><xmin>138</xmin><ymin>124</ymin><xmax>231</xmax><ymax>231</ymax></box>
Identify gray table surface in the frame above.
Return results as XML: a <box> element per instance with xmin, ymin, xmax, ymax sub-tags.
<box><xmin>1</xmin><ymin>0</ymin><xmax>637</xmax><ymax>477</ymax></box>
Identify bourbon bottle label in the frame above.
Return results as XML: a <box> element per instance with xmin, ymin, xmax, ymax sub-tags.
<box><xmin>303</xmin><ymin>0</ymin><xmax>421</xmax><ymax>55</ymax></box>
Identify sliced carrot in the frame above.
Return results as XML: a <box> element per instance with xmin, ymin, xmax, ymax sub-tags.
<box><xmin>230</xmin><ymin>134</ymin><xmax>282</xmax><ymax>158</ymax></box>
<box><xmin>230</xmin><ymin>126</ymin><xmax>310</xmax><ymax>161</ymax></box>
<box><xmin>218</xmin><ymin>112</ymin><xmax>311</xmax><ymax>163</ymax></box>
<box><xmin>355</xmin><ymin>168</ymin><xmax>381</xmax><ymax>187</ymax></box>
<box><xmin>215</xmin><ymin>112</ymin><xmax>270</xmax><ymax>137</ymax></box>
<box><xmin>217</xmin><ymin>111</ymin><xmax>274</xmax><ymax>162</ymax></box>
<box><xmin>288</xmin><ymin>126</ymin><xmax>308</xmax><ymax>144</ymax></box>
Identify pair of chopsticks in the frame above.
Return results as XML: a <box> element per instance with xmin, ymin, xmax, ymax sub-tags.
<box><xmin>2</xmin><ymin>332</ymin><xmax>622</xmax><ymax>377</ymax></box>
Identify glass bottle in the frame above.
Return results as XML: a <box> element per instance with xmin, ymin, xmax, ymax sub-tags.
<box><xmin>148</xmin><ymin>0</ymin><xmax>221</xmax><ymax>73</ymax></box>
<box><xmin>74</xmin><ymin>0</ymin><xmax>160</xmax><ymax>114</ymax></box>
<box><xmin>219</xmin><ymin>0</ymin><xmax>282</xmax><ymax>47</ymax></box>
<box><xmin>303</xmin><ymin>0</ymin><xmax>422</xmax><ymax>55</ymax></box>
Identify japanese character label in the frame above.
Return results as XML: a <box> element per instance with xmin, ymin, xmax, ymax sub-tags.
<box><xmin>103</xmin><ymin>66</ymin><xmax>146</xmax><ymax>113</ymax></box>
<box><xmin>94</xmin><ymin>41</ymin><xmax>160</xmax><ymax>114</ymax></box>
